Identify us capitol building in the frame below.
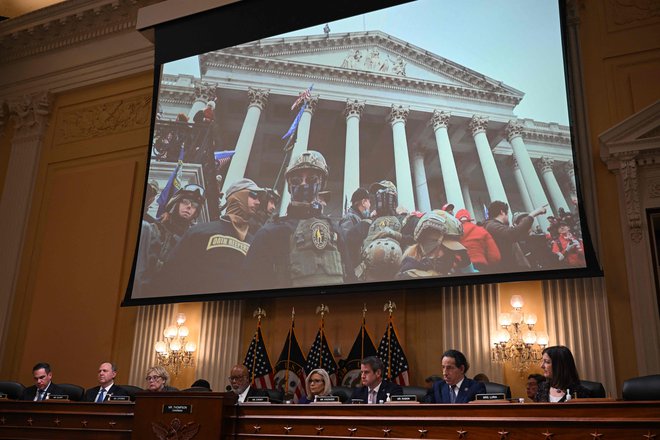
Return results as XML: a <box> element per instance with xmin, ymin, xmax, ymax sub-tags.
<box><xmin>154</xmin><ymin>30</ymin><xmax>577</xmax><ymax>230</ymax></box>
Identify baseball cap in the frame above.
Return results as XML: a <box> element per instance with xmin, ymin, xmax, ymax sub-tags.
<box><xmin>225</xmin><ymin>178</ymin><xmax>263</xmax><ymax>199</ymax></box>
<box><xmin>455</xmin><ymin>208</ymin><xmax>473</xmax><ymax>222</ymax></box>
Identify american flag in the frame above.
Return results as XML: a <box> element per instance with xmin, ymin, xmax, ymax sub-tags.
<box><xmin>282</xmin><ymin>85</ymin><xmax>314</xmax><ymax>141</ymax></box>
<box><xmin>156</xmin><ymin>145</ymin><xmax>184</xmax><ymax>217</ymax></box>
<box><xmin>290</xmin><ymin>85</ymin><xmax>312</xmax><ymax>111</ymax></box>
<box><xmin>214</xmin><ymin>150</ymin><xmax>235</xmax><ymax>170</ymax></box>
<box><xmin>274</xmin><ymin>321</ymin><xmax>307</xmax><ymax>402</ymax></box>
<box><xmin>339</xmin><ymin>319</ymin><xmax>378</xmax><ymax>387</ymax></box>
<box><xmin>243</xmin><ymin>324</ymin><xmax>274</xmax><ymax>389</ymax></box>
<box><xmin>305</xmin><ymin>328</ymin><xmax>339</xmax><ymax>386</ymax></box>
<box><xmin>377</xmin><ymin>319</ymin><xmax>410</xmax><ymax>386</ymax></box>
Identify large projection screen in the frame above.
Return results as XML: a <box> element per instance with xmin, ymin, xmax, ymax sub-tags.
<box><xmin>124</xmin><ymin>0</ymin><xmax>601</xmax><ymax>305</ymax></box>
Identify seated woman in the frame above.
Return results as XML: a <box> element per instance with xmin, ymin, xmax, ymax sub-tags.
<box><xmin>300</xmin><ymin>368</ymin><xmax>332</xmax><ymax>403</ymax></box>
<box><xmin>145</xmin><ymin>365</ymin><xmax>178</xmax><ymax>392</ymax></box>
<box><xmin>527</xmin><ymin>373</ymin><xmax>546</xmax><ymax>402</ymax></box>
<box><xmin>536</xmin><ymin>346</ymin><xmax>591</xmax><ymax>402</ymax></box>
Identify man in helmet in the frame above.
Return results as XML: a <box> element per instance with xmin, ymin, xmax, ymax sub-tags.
<box><xmin>143</xmin><ymin>179</ymin><xmax>160</xmax><ymax>224</ymax></box>
<box><xmin>355</xmin><ymin>180</ymin><xmax>405</xmax><ymax>282</ymax></box>
<box><xmin>397</xmin><ymin>210</ymin><xmax>474</xmax><ymax>278</ymax></box>
<box><xmin>248</xmin><ymin>187</ymin><xmax>281</xmax><ymax>235</ymax></box>
<box><xmin>155</xmin><ymin>178</ymin><xmax>264</xmax><ymax>296</ymax></box>
<box><xmin>135</xmin><ymin>183</ymin><xmax>206</xmax><ymax>296</ymax></box>
<box><xmin>243</xmin><ymin>150</ymin><xmax>347</xmax><ymax>290</ymax></box>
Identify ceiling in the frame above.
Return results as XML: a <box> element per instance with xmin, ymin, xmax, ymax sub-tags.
<box><xmin>0</xmin><ymin>0</ymin><xmax>66</xmax><ymax>19</ymax></box>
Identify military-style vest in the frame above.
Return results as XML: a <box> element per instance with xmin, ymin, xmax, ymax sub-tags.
<box><xmin>287</xmin><ymin>217</ymin><xmax>344</xmax><ymax>287</ymax></box>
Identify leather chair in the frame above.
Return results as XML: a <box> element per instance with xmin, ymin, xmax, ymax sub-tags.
<box><xmin>402</xmin><ymin>386</ymin><xmax>429</xmax><ymax>402</ymax></box>
<box><xmin>182</xmin><ymin>386</ymin><xmax>212</xmax><ymax>392</ymax></box>
<box><xmin>0</xmin><ymin>381</ymin><xmax>26</xmax><ymax>400</ymax></box>
<box><xmin>57</xmin><ymin>383</ymin><xmax>85</xmax><ymax>401</ymax></box>
<box><xmin>580</xmin><ymin>380</ymin><xmax>606</xmax><ymax>398</ymax></box>
<box><xmin>622</xmin><ymin>374</ymin><xmax>660</xmax><ymax>401</ymax></box>
<box><xmin>118</xmin><ymin>385</ymin><xmax>143</xmax><ymax>401</ymax></box>
<box><xmin>331</xmin><ymin>386</ymin><xmax>352</xmax><ymax>403</ymax></box>
<box><xmin>483</xmin><ymin>381</ymin><xmax>511</xmax><ymax>399</ymax></box>
<box><xmin>263</xmin><ymin>388</ymin><xmax>283</xmax><ymax>404</ymax></box>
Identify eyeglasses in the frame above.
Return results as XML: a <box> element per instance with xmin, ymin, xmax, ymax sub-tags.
<box><xmin>228</xmin><ymin>376</ymin><xmax>247</xmax><ymax>382</ymax></box>
<box><xmin>180</xmin><ymin>198</ymin><xmax>201</xmax><ymax>209</ymax></box>
<box><xmin>248</xmin><ymin>190</ymin><xmax>261</xmax><ymax>200</ymax></box>
<box><xmin>309</xmin><ymin>379</ymin><xmax>324</xmax><ymax>384</ymax></box>
<box><xmin>289</xmin><ymin>174</ymin><xmax>320</xmax><ymax>186</ymax></box>
<box><xmin>145</xmin><ymin>376</ymin><xmax>162</xmax><ymax>382</ymax></box>
<box><xmin>182</xmin><ymin>183</ymin><xmax>205</xmax><ymax>198</ymax></box>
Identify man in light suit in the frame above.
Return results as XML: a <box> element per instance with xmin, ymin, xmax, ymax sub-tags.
<box><xmin>83</xmin><ymin>362</ymin><xmax>129</xmax><ymax>402</ymax></box>
<box><xmin>426</xmin><ymin>349</ymin><xmax>486</xmax><ymax>404</ymax></box>
<box><xmin>350</xmin><ymin>356</ymin><xmax>403</xmax><ymax>404</ymax></box>
<box><xmin>20</xmin><ymin>362</ymin><xmax>66</xmax><ymax>401</ymax></box>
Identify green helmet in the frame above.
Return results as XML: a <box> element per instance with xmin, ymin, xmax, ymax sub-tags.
<box><xmin>285</xmin><ymin>150</ymin><xmax>329</xmax><ymax>189</ymax></box>
<box><xmin>414</xmin><ymin>210</ymin><xmax>463</xmax><ymax>242</ymax></box>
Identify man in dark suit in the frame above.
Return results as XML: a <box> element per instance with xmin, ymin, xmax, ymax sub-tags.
<box><xmin>83</xmin><ymin>362</ymin><xmax>129</xmax><ymax>402</ymax></box>
<box><xmin>426</xmin><ymin>349</ymin><xmax>486</xmax><ymax>403</ymax></box>
<box><xmin>229</xmin><ymin>364</ymin><xmax>269</xmax><ymax>403</ymax></box>
<box><xmin>350</xmin><ymin>356</ymin><xmax>403</xmax><ymax>404</ymax></box>
<box><xmin>21</xmin><ymin>362</ymin><xmax>66</xmax><ymax>401</ymax></box>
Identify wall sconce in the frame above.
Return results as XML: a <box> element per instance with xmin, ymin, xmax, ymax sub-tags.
<box><xmin>491</xmin><ymin>295</ymin><xmax>548</xmax><ymax>373</ymax></box>
<box><xmin>154</xmin><ymin>313</ymin><xmax>196</xmax><ymax>376</ymax></box>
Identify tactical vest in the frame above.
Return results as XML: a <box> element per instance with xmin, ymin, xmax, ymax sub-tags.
<box><xmin>357</xmin><ymin>215</ymin><xmax>403</xmax><ymax>281</ymax></box>
<box><xmin>287</xmin><ymin>217</ymin><xmax>344</xmax><ymax>287</ymax></box>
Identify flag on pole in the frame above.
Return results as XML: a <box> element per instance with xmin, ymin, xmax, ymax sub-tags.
<box><xmin>339</xmin><ymin>314</ymin><xmax>378</xmax><ymax>387</ymax></box>
<box><xmin>273</xmin><ymin>311</ymin><xmax>307</xmax><ymax>402</ymax></box>
<box><xmin>377</xmin><ymin>314</ymin><xmax>410</xmax><ymax>386</ymax></box>
<box><xmin>243</xmin><ymin>312</ymin><xmax>274</xmax><ymax>389</ymax></box>
<box><xmin>156</xmin><ymin>145</ymin><xmax>185</xmax><ymax>217</ymax></box>
<box><xmin>214</xmin><ymin>150</ymin><xmax>235</xmax><ymax>169</ymax></box>
<box><xmin>304</xmin><ymin>305</ymin><xmax>339</xmax><ymax>386</ymax></box>
<box><xmin>282</xmin><ymin>85</ymin><xmax>313</xmax><ymax>140</ymax></box>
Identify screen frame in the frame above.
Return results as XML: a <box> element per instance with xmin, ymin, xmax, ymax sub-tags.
<box><xmin>122</xmin><ymin>0</ymin><xmax>603</xmax><ymax>307</ymax></box>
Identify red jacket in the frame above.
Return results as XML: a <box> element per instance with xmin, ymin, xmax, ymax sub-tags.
<box><xmin>460</xmin><ymin>222</ymin><xmax>501</xmax><ymax>267</ymax></box>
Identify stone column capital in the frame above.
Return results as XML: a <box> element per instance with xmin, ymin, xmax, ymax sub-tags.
<box><xmin>469</xmin><ymin>115</ymin><xmax>488</xmax><ymax>136</ymax></box>
<box><xmin>540</xmin><ymin>156</ymin><xmax>555</xmax><ymax>173</ymax></box>
<box><xmin>430</xmin><ymin>110</ymin><xmax>451</xmax><ymax>130</ymax></box>
<box><xmin>344</xmin><ymin>99</ymin><xmax>365</xmax><ymax>119</ymax></box>
<box><xmin>564</xmin><ymin>160</ymin><xmax>575</xmax><ymax>174</ymax></box>
<box><xmin>302</xmin><ymin>96</ymin><xmax>319</xmax><ymax>115</ymax></box>
<box><xmin>247</xmin><ymin>87</ymin><xmax>270</xmax><ymax>110</ymax></box>
<box><xmin>388</xmin><ymin>105</ymin><xmax>409</xmax><ymax>125</ymax></box>
<box><xmin>7</xmin><ymin>91</ymin><xmax>53</xmax><ymax>139</ymax></box>
<box><xmin>506</xmin><ymin>119</ymin><xmax>524</xmax><ymax>141</ymax></box>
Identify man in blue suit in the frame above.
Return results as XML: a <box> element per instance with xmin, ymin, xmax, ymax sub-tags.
<box><xmin>425</xmin><ymin>349</ymin><xmax>486</xmax><ymax>403</ymax></box>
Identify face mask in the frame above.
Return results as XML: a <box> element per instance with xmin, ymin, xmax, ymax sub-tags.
<box><xmin>290</xmin><ymin>182</ymin><xmax>320</xmax><ymax>203</ymax></box>
<box><xmin>362</xmin><ymin>209</ymin><xmax>370</xmax><ymax>218</ymax></box>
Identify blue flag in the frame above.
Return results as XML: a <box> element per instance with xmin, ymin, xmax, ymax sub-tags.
<box><xmin>156</xmin><ymin>146</ymin><xmax>184</xmax><ymax>217</ymax></box>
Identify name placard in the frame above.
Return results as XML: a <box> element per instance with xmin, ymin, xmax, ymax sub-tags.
<box><xmin>0</xmin><ymin>393</ymin><xmax>8</xmax><ymax>400</ymax></box>
<box><xmin>313</xmin><ymin>395</ymin><xmax>339</xmax><ymax>403</ymax></box>
<box><xmin>48</xmin><ymin>394</ymin><xmax>69</xmax><ymax>400</ymax></box>
<box><xmin>391</xmin><ymin>394</ymin><xmax>418</xmax><ymax>402</ymax></box>
<box><xmin>350</xmin><ymin>399</ymin><xmax>365</xmax><ymax>404</ymax></box>
<box><xmin>245</xmin><ymin>396</ymin><xmax>269</xmax><ymax>403</ymax></box>
<box><xmin>475</xmin><ymin>393</ymin><xmax>506</xmax><ymax>401</ymax></box>
<box><xmin>108</xmin><ymin>395</ymin><xmax>130</xmax><ymax>402</ymax></box>
<box><xmin>163</xmin><ymin>404</ymin><xmax>192</xmax><ymax>414</ymax></box>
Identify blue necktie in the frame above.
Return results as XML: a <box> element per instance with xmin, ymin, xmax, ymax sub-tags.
<box><xmin>96</xmin><ymin>388</ymin><xmax>105</xmax><ymax>403</ymax></box>
<box><xmin>450</xmin><ymin>385</ymin><xmax>457</xmax><ymax>403</ymax></box>
<box><xmin>37</xmin><ymin>390</ymin><xmax>46</xmax><ymax>401</ymax></box>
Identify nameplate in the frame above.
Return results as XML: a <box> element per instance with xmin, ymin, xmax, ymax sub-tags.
<box><xmin>163</xmin><ymin>404</ymin><xmax>192</xmax><ymax>414</ymax></box>
<box><xmin>314</xmin><ymin>395</ymin><xmax>339</xmax><ymax>403</ymax></box>
<box><xmin>391</xmin><ymin>394</ymin><xmax>417</xmax><ymax>402</ymax></box>
<box><xmin>475</xmin><ymin>393</ymin><xmax>506</xmax><ymax>400</ymax></box>
<box><xmin>108</xmin><ymin>395</ymin><xmax>130</xmax><ymax>402</ymax></box>
<box><xmin>0</xmin><ymin>393</ymin><xmax>7</xmax><ymax>399</ymax></box>
<box><xmin>245</xmin><ymin>396</ymin><xmax>269</xmax><ymax>403</ymax></box>
<box><xmin>350</xmin><ymin>399</ymin><xmax>365</xmax><ymax>404</ymax></box>
<box><xmin>48</xmin><ymin>394</ymin><xmax>69</xmax><ymax>400</ymax></box>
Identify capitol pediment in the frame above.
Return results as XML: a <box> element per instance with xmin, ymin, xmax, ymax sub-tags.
<box><xmin>201</xmin><ymin>31</ymin><xmax>523</xmax><ymax>104</ymax></box>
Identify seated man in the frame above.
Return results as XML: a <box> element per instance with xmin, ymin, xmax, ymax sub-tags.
<box><xmin>426</xmin><ymin>349</ymin><xmax>486</xmax><ymax>403</ymax></box>
<box><xmin>21</xmin><ymin>362</ymin><xmax>66</xmax><ymax>401</ymax></box>
<box><xmin>350</xmin><ymin>356</ymin><xmax>403</xmax><ymax>404</ymax></box>
<box><xmin>228</xmin><ymin>364</ymin><xmax>268</xmax><ymax>403</ymax></box>
<box><xmin>83</xmin><ymin>362</ymin><xmax>129</xmax><ymax>402</ymax></box>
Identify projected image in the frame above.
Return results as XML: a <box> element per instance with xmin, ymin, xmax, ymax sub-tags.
<box><xmin>131</xmin><ymin>0</ymin><xmax>587</xmax><ymax>300</ymax></box>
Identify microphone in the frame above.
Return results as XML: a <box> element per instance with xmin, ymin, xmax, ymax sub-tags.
<box><xmin>226</xmin><ymin>385</ymin><xmax>233</xmax><ymax>392</ymax></box>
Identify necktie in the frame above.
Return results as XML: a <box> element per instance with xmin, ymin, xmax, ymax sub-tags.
<box><xmin>450</xmin><ymin>385</ymin><xmax>457</xmax><ymax>403</ymax></box>
<box><xmin>369</xmin><ymin>389</ymin><xmax>377</xmax><ymax>404</ymax></box>
<box><xmin>37</xmin><ymin>389</ymin><xmax>45</xmax><ymax>401</ymax></box>
<box><xmin>96</xmin><ymin>388</ymin><xmax>105</xmax><ymax>403</ymax></box>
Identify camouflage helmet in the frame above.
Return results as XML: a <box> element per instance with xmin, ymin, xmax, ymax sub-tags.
<box><xmin>362</xmin><ymin>238</ymin><xmax>402</xmax><ymax>276</ymax></box>
<box><xmin>285</xmin><ymin>150</ymin><xmax>329</xmax><ymax>188</ymax></box>
<box><xmin>369</xmin><ymin>180</ymin><xmax>397</xmax><ymax>194</ymax></box>
<box><xmin>414</xmin><ymin>210</ymin><xmax>463</xmax><ymax>242</ymax></box>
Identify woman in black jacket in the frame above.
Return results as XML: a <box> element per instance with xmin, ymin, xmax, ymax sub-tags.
<box><xmin>536</xmin><ymin>345</ymin><xmax>591</xmax><ymax>402</ymax></box>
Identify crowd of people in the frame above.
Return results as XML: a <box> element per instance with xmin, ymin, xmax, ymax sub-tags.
<box><xmin>135</xmin><ymin>149</ymin><xmax>586</xmax><ymax>297</ymax></box>
<box><xmin>18</xmin><ymin>345</ymin><xmax>590</xmax><ymax>404</ymax></box>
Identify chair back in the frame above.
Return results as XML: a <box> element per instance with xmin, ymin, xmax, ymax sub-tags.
<box><xmin>580</xmin><ymin>380</ymin><xmax>606</xmax><ymax>398</ymax></box>
<box><xmin>183</xmin><ymin>386</ymin><xmax>212</xmax><ymax>392</ymax></box>
<box><xmin>402</xmin><ymin>386</ymin><xmax>428</xmax><ymax>402</ymax></box>
<box><xmin>622</xmin><ymin>374</ymin><xmax>660</xmax><ymax>401</ymax></box>
<box><xmin>0</xmin><ymin>381</ymin><xmax>25</xmax><ymax>399</ymax></box>
<box><xmin>263</xmin><ymin>388</ymin><xmax>283</xmax><ymax>403</ymax></box>
<box><xmin>483</xmin><ymin>381</ymin><xmax>511</xmax><ymax>399</ymax></box>
<box><xmin>331</xmin><ymin>386</ymin><xmax>352</xmax><ymax>403</ymax></box>
<box><xmin>58</xmin><ymin>383</ymin><xmax>85</xmax><ymax>401</ymax></box>
<box><xmin>118</xmin><ymin>385</ymin><xmax>143</xmax><ymax>401</ymax></box>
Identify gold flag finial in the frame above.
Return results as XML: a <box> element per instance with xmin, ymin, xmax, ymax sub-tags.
<box><xmin>362</xmin><ymin>303</ymin><xmax>367</xmax><ymax>319</ymax></box>
<box><xmin>384</xmin><ymin>300</ymin><xmax>396</xmax><ymax>316</ymax></box>
<box><xmin>316</xmin><ymin>304</ymin><xmax>329</xmax><ymax>318</ymax></box>
<box><xmin>253</xmin><ymin>307</ymin><xmax>266</xmax><ymax>321</ymax></box>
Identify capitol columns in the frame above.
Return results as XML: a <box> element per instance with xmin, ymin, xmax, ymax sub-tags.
<box><xmin>469</xmin><ymin>115</ymin><xmax>509</xmax><ymax>206</ymax></box>
<box><xmin>511</xmin><ymin>156</ymin><xmax>535</xmax><ymax>214</ymax></box>
<box><xmin>430</xmin><ymin>110</ymin><xmax>465</xmax><ymax>211</ymax></box>
<box><xmin>343</xmin><ymin>99</ymin><xmax>364</xmax><ymax>211</ymax></box>
<box><xmin>411</xmin><ymin>147</ymin><xmax>432</xmax><ymax>213</ymax></box>
<box><xmin>388</xmin><ymin>105</ymin><xmax>415</xmax><ymax>211</ymax></box>
<box><xmin>505</xmin><ymin>120</ymin><xmax>552</xmax><ymax>230</ymax></box>
<box><xmin>280</xmin><ymin>96</ymin><xmax>318</xmax><ymax>215</ymax></box>
<box><xmin>221</xmin><ymin>87</ymin><xmax>269</xmax><ymax>194</ymax></box>
<box><xmin>539</xmin><ymin>156</ymin><xmax>570</xmax><ymax>213</ymax></box>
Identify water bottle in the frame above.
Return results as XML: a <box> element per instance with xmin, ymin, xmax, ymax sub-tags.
<box><xmin>565</xmin><ymin>388</ymin><xmax>572</xmax><ymax>401</ymax></box>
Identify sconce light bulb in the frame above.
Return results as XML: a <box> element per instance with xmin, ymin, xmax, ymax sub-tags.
<box><xmin>510</xmin><ymin>295</ymin><xmax>524</xmax><ymax>309</ymax></box>
<box><xmin>154</xmin><ymin>341</ymin><xmax>167</xmax><ymax>353</ymax></box>
<box><xmin>178</xmin><ymin>325</ymin><xmax>189</xmax><ymax>338</ymax></box>
<box><xmin>525</xmin><ymin>313</ymin><xmax>538</xmax><ymax>325</ymax></box>
<box><xmin>498</xmin><ymin>313</ymin><xmax>512</xmax><ymax>327</ymax></box>
<box><xmin>185</xmin><ymin>341</ymin><xmax>196</xmax><ymax>353</ymax></box>
<box><xmin>169</xmin><ymin>341</ymin><xmax>182</xmax><ymax>352</ymax></box>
